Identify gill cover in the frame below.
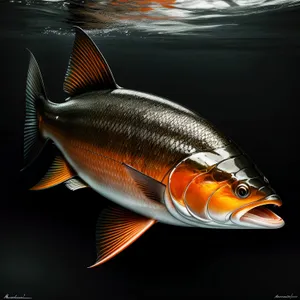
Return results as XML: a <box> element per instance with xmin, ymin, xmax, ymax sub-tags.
<box><xmin>168</xmin><ymin>144</ymin><xmax>239</xmax><ymax>224</ymax></box>
<box><xmin>167</xmin><ymin>144</ymin><xmax>281</xmax><ymax>227</ymax></box>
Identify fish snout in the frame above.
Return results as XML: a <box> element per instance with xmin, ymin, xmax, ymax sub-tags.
<box><xmin>230</xmin><ymin>195</ymin><xmax>284</xmax><ymax>229</ymax></box>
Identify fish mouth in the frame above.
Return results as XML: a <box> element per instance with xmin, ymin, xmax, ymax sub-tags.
<box><xmin>231</xmin><ymin>197</ymin><xmax>284</xmax><ymax>229</ymax></box>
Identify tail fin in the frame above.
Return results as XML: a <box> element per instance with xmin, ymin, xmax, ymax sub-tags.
<box><xmin>23</xmin><ymin>50</ymin><xmax>47</xmax><ymax>166</ymax></box>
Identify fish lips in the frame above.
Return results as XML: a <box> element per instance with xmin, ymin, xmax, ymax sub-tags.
<box><xmin>230</xmin><ymin>195</ymin><xmax>284</xmax><ymax>229</ymax></box>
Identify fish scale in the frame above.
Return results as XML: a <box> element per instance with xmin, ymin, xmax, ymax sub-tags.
<box><xmin>42</xmin><ymin>90</ymin><xmax>229</xmax><ymax>182</ymax></box>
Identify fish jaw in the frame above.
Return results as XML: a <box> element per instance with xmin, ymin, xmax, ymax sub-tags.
<box><xmin>230</xmin><ymin>197</ymin><xmax>284</xmax><ymax>229</ymax></box>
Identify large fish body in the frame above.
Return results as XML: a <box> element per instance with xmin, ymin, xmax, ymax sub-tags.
<box><xmin>23</xmin><ymin>27</ymin><xmax>284</xmax><ymax>266</ymax></box>
<box><xmin>41</xmin><ymin>88</ymin><xmax>228</xmax><ymax>225</ymax></box>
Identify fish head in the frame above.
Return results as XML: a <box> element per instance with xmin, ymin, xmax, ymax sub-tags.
<box><xmin>168</xmin><ymin>146</ymin><xmax>284</xmax><ymax>229</ymax></box>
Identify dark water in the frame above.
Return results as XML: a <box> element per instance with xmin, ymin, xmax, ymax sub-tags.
<box><xmin>1</xmin><ymin>1</ymin><xmax>300</xmax><ymax>300</ymax></box>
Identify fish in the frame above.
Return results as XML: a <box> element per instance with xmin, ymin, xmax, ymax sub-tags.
<box><xmin>22</xmin><ymin>26</ymin><xmax>284</xmax><ymax>267</ymax></box>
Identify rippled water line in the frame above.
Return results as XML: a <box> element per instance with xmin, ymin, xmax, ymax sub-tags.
<box><xmin>3</xmin><ymin>0</ymin><xmax>300</xmax><ymax>36</ymax></box>
<box><xmin>15</xmin><ymin>0</ymin><xmax>300</xmax><ymax>9</ymax></box>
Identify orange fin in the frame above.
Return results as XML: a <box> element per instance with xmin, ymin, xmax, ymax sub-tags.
<box><xmin>64</xmin><ymin>26</ymin><xmax>117</xmax><ymax>97</ymax></box>
<box><xmin>89</xmin><ymin>206</ymin><xmax>156</xmax><ymax>268</ymax></box>
<box><xmin>30</xmin><ymin>155</ymin><xmax>75</xmax><ymax>190</ymax></box>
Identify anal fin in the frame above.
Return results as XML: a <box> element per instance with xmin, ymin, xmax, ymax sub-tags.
<box><xmin>31</xmin><ymin>155</ymin><xmax>75</xmax><ymax>190</ymax></box>
<box><xmin>89</xmin><ymin>206</ymin><xmax>156</xmax><ymax>268</ymax></box>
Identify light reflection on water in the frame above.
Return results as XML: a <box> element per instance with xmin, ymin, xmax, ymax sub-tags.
<box><xmin>3</xmin><ymin>0</ymin><xmax>300</xmax><ymax>35</ymax></box>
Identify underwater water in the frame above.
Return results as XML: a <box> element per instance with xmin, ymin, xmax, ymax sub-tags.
<box><xmin>0</xmin><ymin>0</ymin><xmax>300</xmax><ymax>299</ymax></box>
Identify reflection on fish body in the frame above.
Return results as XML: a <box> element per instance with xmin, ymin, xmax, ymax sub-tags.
<box><xmin>22</xmin><ymin>26</ymin><xmax>284</xmax><ymax>267</ymax></box>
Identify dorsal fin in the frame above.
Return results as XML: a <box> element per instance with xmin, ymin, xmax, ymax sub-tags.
<box><xmin>63</xmin><ymin>26</ymin><xmax>117</xmax><ymax>97</ymax></box>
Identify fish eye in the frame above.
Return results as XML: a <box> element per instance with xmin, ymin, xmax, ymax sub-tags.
<box><xmin>235</xmin><ymin>183</ymin><xmax>250</xmax><ymax>199</ymax></box>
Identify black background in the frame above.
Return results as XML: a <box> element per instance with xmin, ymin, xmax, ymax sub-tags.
<box><xmin>0</xmin><ymin>2</ymin><xmax>300</xmax><ymax>299</ymax></box>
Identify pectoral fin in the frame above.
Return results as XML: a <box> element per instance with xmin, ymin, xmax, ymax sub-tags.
<box><xmin>89</xmin><ymin>206</ymin><xmax>156</xmax><ymax>268</ymax></box>
<box><xmin>123</xmin><ymin>163</ymin><xmax>166</xmax><ymax>204</ymax></box>
<box><xmin>31</xmin><ymin>155</ymin><xmax>75</xmax><ymax>190</ymax></box>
